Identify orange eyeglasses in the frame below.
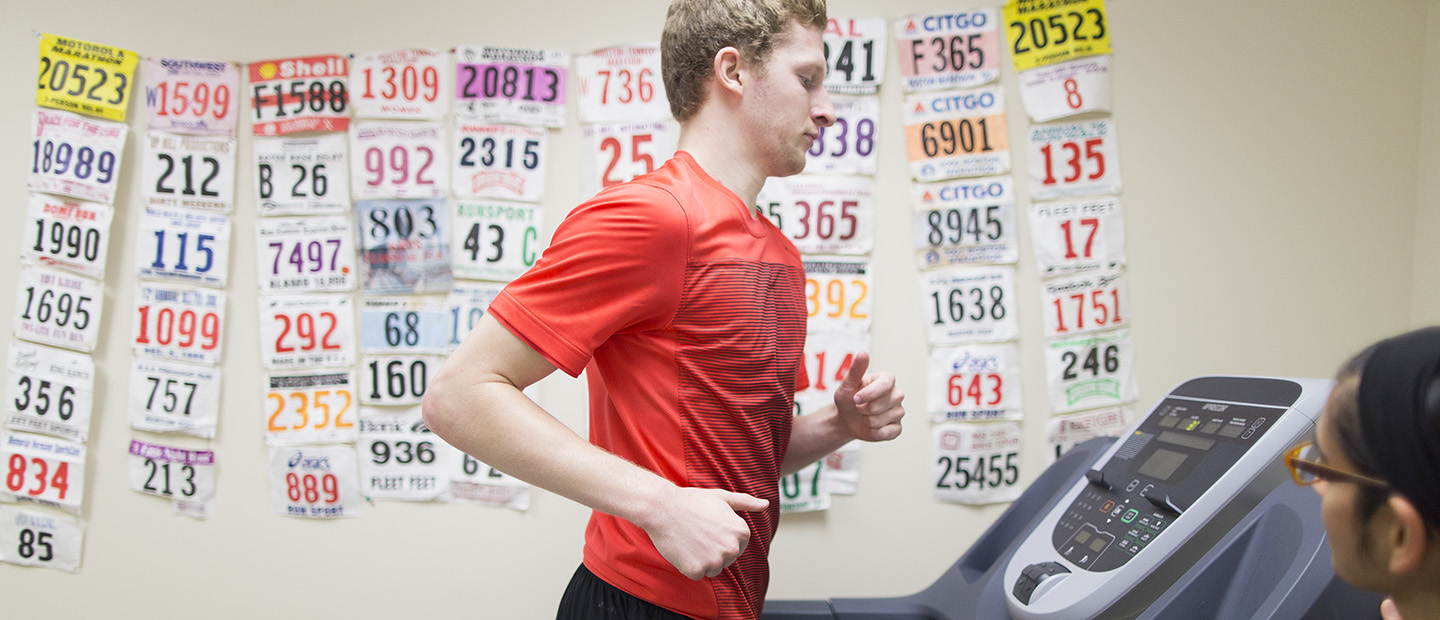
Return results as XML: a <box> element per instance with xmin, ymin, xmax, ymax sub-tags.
<box><xmin>1284</xmin><ymin>442</ymin><xmax>1391</xmax><ymax>489</ymax></box>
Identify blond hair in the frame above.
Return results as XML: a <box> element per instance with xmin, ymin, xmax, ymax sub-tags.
<box><xmin>661</xmin><ymin>0</ymin><xmax>827</xmax><ymax>122</ymax></box>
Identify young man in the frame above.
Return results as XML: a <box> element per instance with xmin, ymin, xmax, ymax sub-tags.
<box><xmin>422</xmin><ymin>1</ymin><xmax>906</xmax><ymax>618</ymax></box>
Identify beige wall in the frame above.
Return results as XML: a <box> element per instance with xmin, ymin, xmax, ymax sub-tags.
<box><xmin>0</xmin><ymin>0</ymin><xmax>1432</xmax><ymax>617</ymax></box>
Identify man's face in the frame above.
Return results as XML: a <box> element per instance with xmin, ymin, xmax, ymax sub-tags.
<box><xmin>737</xmin><ymin>21</ymin><xmax>835</xmax><ymax>177</ymax></box>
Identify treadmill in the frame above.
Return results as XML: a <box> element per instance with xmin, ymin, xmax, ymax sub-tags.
<box><xmin>763</xmin><ymin>376</ymin><xmax>1384</xmax><ymax>620</ymax></box>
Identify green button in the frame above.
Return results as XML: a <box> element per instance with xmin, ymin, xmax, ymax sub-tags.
<box><xmin>1122</xmin><ymin>509</ymin><xmax>1139</xmax><ymax>523</ymax></box>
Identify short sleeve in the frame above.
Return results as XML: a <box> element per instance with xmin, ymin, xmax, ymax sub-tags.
<box><xmin>488</xmin><ymin>183</ymin><xmax>688</xmax><ymax>376</ymax></box>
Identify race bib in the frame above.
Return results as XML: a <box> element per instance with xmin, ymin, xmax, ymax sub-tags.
<box><xmin>1044</xmin><ymin>329</ymin><xmax>1138</xmax><ymax>414</ymax></box>
<box><xmin>455</xmin><ymin>46</ymin><xmax>569</xmax><ymax>128</ymax></box>
<box><xmin>1041</xmin><ymin>270</ymin><xmax>1129</xmax><ymax>338</ymax></box>
<box><xmin>1028</xmin><ymin>119</ymin><xmax>1121</xmax><ymax>200</ymax></box>
<box><xmin>249</xmin><ymin>55</ymin><xmax>350</xmax><ymax>136</ymax></box>
<box><xmin>253</xmin><ymin>135</ymin><xmax>350</xmax><ymax>216</ymax></box>
<box><xmin>453</xmin><ymin>201</ymin><xmax>543</xmax><ymax>282</ymax></box>
<box><xmin>28</xmin><ymin>108</ymin><xmax>127</xmax><ymax>204</ymax></box>
<box><xmin>1029</xmin><ymin>197</ymin><xmax>1125</xmax><ymax>278</ymax></box>
<box><xmin>1047</xmin><ymin>406</ymin><xmax>1131</xmax><ymax>462</ymax></box>
<box><xmin>14</xmin><ymin>267</ymin><xmax>104</xmax><ymax>353</ymax></box>
<box><xmin>579</xmin><ymin>121</ymin><xmax>678</xmax><ymax>199</ymax></box>
<box><xmin>258</xmin><ymin>294</ymin><xmax>355</xmax><ymax>370</ymax></box>
<box><xmin>453</xmin><ymin>124</ymin><xmax>549</xmax><ymax>203</ymax></box>
<box><xmin>0</xmin><ymin>506</ymin><xmax>83</xmax><ymax>572</ymax></box>
<box><xmin>575</xmin><ymin>45</ymin><xmax>668</xmax><ymax>124</ymax></box>
<box><xmin>359</xmin><ymin>297</ymin><xmax>449</xmax><ymax>354</ymax></box>
<box><xmin>803</xmin><ymin>258</ymin><xmax>873</xmax><ymax>334</ymax></box>
<box><xmin>804</xmin><ymin>94</ymin><xmax>879</xmax><ymax>176</ymax></box>
<box><xmin>127</xmin><ymin>440</ymin><xmax>215</xmax><ymax>504</ymax></box>
<box><xmin>1002</xmin><ymin>0</ymin><xmax>1111</xmax><ymax>72</ymax></box>
<box><xmin>255</xmin><ymin>216</ymin><xmax>357</xmax><ymax>293</ymax></box>
<box><xmin>445</xmin><ymin>281</ymin><xmax>503</xmax><ymax>349</ymax></box>
<box><xmin>359</xmin><ymin>406</ymin><xmax>446</xmax><ymax>501</ymax></box>
<box><xmin>793</xmin><ymin>331</ymin><xmax>871</xmax><ymax>418</ymax></box>
<box><xmin>1</xmin><ymin>432</ymin><xmax>85</xmax><ymax>513</ymax></box>
<box><xmin>1018</xmin><ymin>55</ymin><xmax>1112</xmax><ymax>122</ymax></box>
<box><xmin>134</xmin><ymin>206</ymin><xmax>232</xmax><ymax>288</ymax></box>
<box><xmin>921</xmin><ymin>266</ymin><xmax>1018</xmax><ymax>345</ymax></box>
<box><xmin>927</xmin><ymin>342</ymin><xmax>1023</xmax><ymax>422</ymax></box>
<box><xmin>893</xmin><ymin>10</ymin><xmax>1000</xmax><ymax>92</ymax></box>
<box><xmin>349</xmin><ymin>121</ymin><xmax>448</xmax><ymax>200</ymax></box>
<box><xmin>758</xmin><ymin>175</ymin><xmax>874</xmax><ymax>256</ymax></box>
<box><xmin>903</xmin><ymin>87</ymin><xmax>1010</xmax><ymax>182</ymax></box>
<box><xmin>128</xmin><ymin>359</ymin><xmax>221</xmax><ymax>438</ymax></box>
<box><xmin>131</xmin><ymin>285</ymin><xmax>225</xmax><ymax>366</ymax></box>
<box><xmin>351</xmin><ymin>48</ymin><xmax>447</xmax><ymax>120</ymax></box>
<box><xmin>264</xmin><ymin>370</ymin><xmax>358</xmax><ymax>446</ymax></box>
<box><xmin>822</xmin><ymin>18</ymin><xmax>887</xmax><ymax>94</ymax></box>
<box><xmin>5</xmin><ymin>343</ymin><xmax>93</xmax><ymax>443</ymax></box>
<box><xmin>143</xmin><ymin>57</ymin><xmax>241</xmax><ymax>135</ymax></box>
<box><xmin>36</xmin><ymin>33</ymin><xmax>137</xmax><ymax>121</ymax></box>
<box><xmin>269</xmin><ymin>445</ymin><xmax>363</xmax><ymax>518</ymax></box>
<box><xmin>22</xmin><ymin>193</ymin><xmax>114</xmax><ymax>281</ymax></box>
<box><xmin>140</xmin><ymin>132</ymin><xmax>237</xmax><ymax>212</ymax></box>
<box><xmin>362</xmin><ymin>355</ymin><xmax>440</xmax><ymax>406</ymax></box>
<box><xmin>780</xmin><ymin>461</ymin><xmax>830</xmax><ymax>514</ymax></box>
<box><xmin>356</xmin><ymin>199</ymin><xmax>452</xmax><ymax>295</ymax></box>
<box><xmin>441</xmin><ymin>440</ymin><xmax>530</xmax><ymax>510</ymax></box>
<box><xmin>910</xmin><ymin>175</ymin><xmax>1018</xmax><ymax>269</ymax></box>
<box><xmin>933</xmin><ymin>422</ymin><xmax>1023</xmax><ymax>505</ymax></box>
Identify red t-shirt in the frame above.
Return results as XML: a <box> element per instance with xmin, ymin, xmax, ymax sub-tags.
<box><xmin>487</xmin><ymin>152</ymin><xmax>807</xmax><ymax>619</ymax></box>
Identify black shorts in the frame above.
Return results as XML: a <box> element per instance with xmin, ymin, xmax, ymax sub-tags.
<box><xmin>556</xmin><ymin>564</ymin><xmax>695</xmax><ymax>620</ymax></box>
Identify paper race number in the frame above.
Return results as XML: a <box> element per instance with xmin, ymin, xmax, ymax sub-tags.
<box><xmin>928</xmin><ymin>342</ymin><xmax>1022</xmax><ymax>421</ymax></box>
<box><xmin>362</xmin><ymin>355</ymin><xmax>438</xmax><ymax>406</ymax></box>
<box><xmin>823</xmin><ymin>18</ymin><xmax>887</xmax><ymax>94</ymax></box>
<box><xmin>143</xmin><ymin>57</ymin><xmax>240</xmax><ymax>135</ymax></box>
<box><xmin>28</xmin><ymin>109</ymin><xmax>127</xmax><ymax>205</ymax></box>
<box><xmin>128</xmin><ymin>440</ymin><xmax>215</xmax><ymax>502</ymax></box>
<box><xmin>758</xmin><ymin>176</ymin><xmax>874</xmax><ymax>256</ymax></box>
<box><xmin>903</xmin><ymin>86</ymin><xmax>1010</xmax><ymax>182</ymax></box>
<box><xmin>270</xmin><ymin>445</ymin><xmax>362</xmax><ymax>518</ymax></box>
<box><xmin>259</xmin><ymin>294</ymin><xmax>355</xmax><ymax>370</ymax></box>
<box><xmin>359</xmin><ymin>406</ymin><xmax>445</xmax><ymax>500</ymax></box>
<box><xmin>2</xmin><ymin>432</ymin><xmax>85</xmax><ymax>513</ymax></box>
<box><xmin>360</xmin><ymin>298</ymin><xmax>449</xmax><ymax>354</ymax></box>
<box><xmin>1018</xmin><ymin>55</ymin><xmax>1112</xmax><ymax>122</ymax></box>
<box><xmin>132</xmin><ymin>285</ymin><xmax>225</xmax><ymax>366</ymax></box>
<box><xmin>249</xmin><ymin>55</ymin><xmax>350</xmax><ymax>136</ymax></box>
<box><xmin>793</xmin><ymin>331</ymin><xmax>871</xmax><ymax>418</ymax></box>
<box><xmin>0</xmin><ymin>505</ymin><xmax>83</xmax><ymax>572</ymax></box>
<box><xmin>1029</xmin><ymin>197</ymin><xmax>1125</xmax><ymax>278</ymax></box>
<box><xmin>5</xmin><ymin>343</ymin><xmax>93</xmax><ymax>443</ymax></box>
<box><xmin>1047</xmin><ymin>406</ymin><xmax>1131</xmax><ymax>462</ymax></box>
<box><xmin>803</xmin><ymin>258</ymin><xmax>873</xmax><ymax>334</ymax></box>
<box><xmin>265</xmin><ymin>370</ymin><xmax>357</xmax><ymax>446</ymax></box>
<box><xmin>356</xmin><ymin>199</ymin><xmax>452</xmax><ymax>295</ymax></box>
<box><xmin>575</xmin><ymin>45</ymin><xmax>668</xmax><ymax>124</ymax></box>
<box><xmin>352</xmin><ymin>48</ymin><xmax>446</xmax><ymax>120</ymax></box>
<box><xmin>1045</xmin><ymin>329</ymin><xmax>1138</xmax><ymax>414</ymax></box>
<box><xmin>911</xmin><ymin>175</ymin><xmax>1017</xmax><ymax>268</ymax></box>
<box><xmin>22</xmin><ymin>193</ymin><xmax>114</xmax><ymax>281</ymax></box>
<box><xmin>580</xmin><ymin>121</ymin><xmax>678</xmax><ymax>200</ymax></box>
<box><xmin>255</xmin><ymin>216</ymin><xmax>356</xmax><ymax>293</ymax></box>
<box><xmin>922</xmin><ymin>266</ymin><xmax>1018</xmax><ymax>345</ymax></box>
<box><xmin>455</xmin><ymin>46</ymin><xmax>568</xmax><ymax>128</ymax></box>
<box><xmin>36</xmin><ymin>33</ymin><xmax>137</xmax><ymax>121</ymax></box>
<box><xmin>1003</xmin><ymin>0</ymin><xmax>1111</xmax><ymax>72</ymax></box>
<box><xmin>1028</xmin><ymin>119</ymin><xmax>1121</xmax><ymax>200</ymax></box>
<box><xmin>933</xmin><ymin>421</ymin><xmax>1022</xmax><ymax>505</ymax></box>
<box><xmin>141</xmin><ymin>132</ymin><xmax>236</xmax><ymax>212</ymax></box>
<box><xmin>128</xmin><ymin>359</ymin><xmax>221</xmax><ymax>437</ymax></box>
<box><xmin>254</xmin><ymin>135</ymin><xmax>350</xmax><ymax>216</ymax></box>
<box><xmin>349</xmin><ymin>121</ymin><xmax>447</xmax><ymax>200</ymax></box>
<box><xmin>1041</xmin><ymin>270</ymin><xmax>1129</xmax><ymax>338</ymax></box>
<box><xmin>135</xmin><ymin>206</ymin><xmax>231</xmax><ymax>288</ymax></box>
<box><xmin>453</xmin><ymin>201</ymin><xmax>542</xmax><ymax>282</ymax></box>
<box><xmin>454</xmin><ymin>124</ymin><xmax>548</xmax><ymax>203</ymax></box>
<box><xmin>14</xmin><ymin>267</ymin><xmax>103</xmax><ymax>353</ymax></box>
<box><xmin>893</xmin><ymin>10</ymin><xmax>999</xmax><ymax>92</ymax></box>
<box><xmin>445</xmin><ymin>282</ymin><xmax>502</xmax><ymax>349</ymax></box>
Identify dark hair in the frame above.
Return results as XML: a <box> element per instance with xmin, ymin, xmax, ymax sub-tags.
<box><xmin>1329</xmin><ymin>346</ymin><xmax>1393</xmax><ymax>524</ymax></box>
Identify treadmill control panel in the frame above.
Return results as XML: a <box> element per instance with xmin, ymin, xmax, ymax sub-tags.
<box><xmin>1049</xmin><ymin>398</ymin><xmax>1284</xmax><ymax>572</ymax></box>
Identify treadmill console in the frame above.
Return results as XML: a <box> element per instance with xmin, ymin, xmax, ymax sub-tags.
<box><xmin>1004</xmin><ymin>377</ymin><xmax>1332</xmax><ymax>620</ymax></box>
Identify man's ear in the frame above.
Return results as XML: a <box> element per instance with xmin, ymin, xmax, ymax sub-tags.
<box><xmin>712</xmin><ymin>46</ymin><xmax>743</xmax><ymax>97</ymax></box>
<box><xmin>1383</xmin><ymin>494</ymin><xmax>1432</xmax><ymax>575</ymax></box>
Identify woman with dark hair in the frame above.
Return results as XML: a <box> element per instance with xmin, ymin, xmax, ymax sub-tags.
<box><xmin>1285</xmin><ymin>327</ymin><xmax>1440</xmax><ymax>619</ymax></box>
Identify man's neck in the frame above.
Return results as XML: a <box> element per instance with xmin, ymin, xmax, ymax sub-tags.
<box><xmin>676</xmin><ymin>117</ymin><xmax>766</xmax><ymax>212</ymax></box>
